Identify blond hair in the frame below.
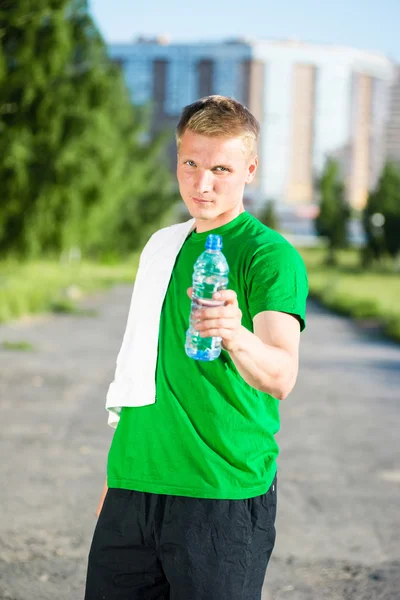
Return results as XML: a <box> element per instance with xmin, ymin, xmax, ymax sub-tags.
<box><xmin>176</xmin><ymin>95</ymin><xmax>260</xmax><ymax>156</ymax></box>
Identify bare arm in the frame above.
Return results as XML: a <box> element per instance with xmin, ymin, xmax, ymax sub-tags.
<box><xmin>96</xmin><ymin>480</ymin><xmax>108</xmax><ymax>517</ymax></box>
<box><xmin>228</xmin><ymin>311</ymin><xmax>300</xmax><ymax>400</ymax></box>
<box><xmin>189</xmin><ymin>288</ymin><xmax>301</xmax><ymax>400</ymax></box>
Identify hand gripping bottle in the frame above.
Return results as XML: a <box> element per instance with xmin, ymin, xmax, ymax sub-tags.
<box><xmin>185</xmin><ymin>234</ymin><xmax>229</xmax><ymax>361</ymax></box>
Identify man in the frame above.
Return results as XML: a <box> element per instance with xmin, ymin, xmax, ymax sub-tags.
<box><xmin>85</xmin><ymin>95</ymin><xmax>308</xmax><ymax>600</ymax></box>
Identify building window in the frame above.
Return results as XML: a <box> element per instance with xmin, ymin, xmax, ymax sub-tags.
<box><xmin>152</xmin><ymin>59</ymin><xmax>168</xmax><ymax>113</ymax></box>
<box><xmin>197</xmin><ymin>59</ymin><xmax>214</xmax><ymax>98</ymax></box>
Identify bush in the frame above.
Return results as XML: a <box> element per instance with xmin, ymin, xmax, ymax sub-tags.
<box><xmin>384</xmin><ymin>317</ymin><xmax>400</xmax><ymax>343</ymax></box>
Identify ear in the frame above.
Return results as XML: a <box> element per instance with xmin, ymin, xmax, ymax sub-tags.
<box><xmin>245</xmin><ymin>156</ymin><xmax>258</xmax><ymax>184</ymax></box>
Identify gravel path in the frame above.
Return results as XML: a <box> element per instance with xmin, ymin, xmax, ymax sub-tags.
<box><xmin>0</xmin><ymin>285</ymin><xmax>399</xmax><ymax>600</ymax></box>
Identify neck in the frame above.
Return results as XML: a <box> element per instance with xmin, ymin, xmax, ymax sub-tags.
<box><xmin>195</xmin><ymin>205</ymin><xmax>245</xmax><ymax>233</ymax></box>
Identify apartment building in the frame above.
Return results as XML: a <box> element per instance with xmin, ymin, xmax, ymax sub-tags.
<box><xmin>386</xmin><ymin>65</ymin><xmax>400</xmax><ymax>167</ymax></box>
<box><xmin>109</xmin><ymin>37</ymin><xmax>394</xmax><ymax>211</ymax></box>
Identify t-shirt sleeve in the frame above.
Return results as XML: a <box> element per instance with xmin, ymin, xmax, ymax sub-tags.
<box><xmin>246</xmin><ymin>241</ymin><xmax>308</xmax><ymax>331</ymax></box>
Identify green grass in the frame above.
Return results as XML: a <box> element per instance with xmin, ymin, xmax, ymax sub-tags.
<box><xmin>50</xmin><ymin>298</ymin><xmax>98</xmax><ymax>316</ymax></box>
<box><xmin>0</xmin><ymin>255</ymin><xmax>139</xmax><ymax>324</ymax></box>
<box><xmin>1</xmin><ymin>248</ymin><xmax>399</xmax><ymax>345</ymax></box>
<box><xmin>299</xmin><ymin>247</ymin><xmax>400</xmax><ymax>343</ymax></box>
<box><xmin>1</xmin><ymin>340</ymin><xmax>35</xmax><ymax>351</ymax></box>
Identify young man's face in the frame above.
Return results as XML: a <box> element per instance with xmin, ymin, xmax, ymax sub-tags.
<box><xmin>177</xmin><ymin>130</ymin><xmax>258</xmax><ymax>233</ymax></box>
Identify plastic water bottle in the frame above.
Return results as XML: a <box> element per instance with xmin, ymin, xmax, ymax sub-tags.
<box><xmin>185</xmin><ymin>234</ymin><xmax>229</xmax><ymax>361</ymax></box>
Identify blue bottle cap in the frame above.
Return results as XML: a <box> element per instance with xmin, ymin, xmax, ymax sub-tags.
<box><xmin>205</xmin><ymin>234</ymin><xmax>223</xmax><ymax>250</ymax></box>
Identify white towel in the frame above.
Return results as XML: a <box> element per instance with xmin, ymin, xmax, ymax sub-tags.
<box><xmin>105</xmin><ymin>218</ymin><xmax>196</xmax><ymax>427</ymax></box>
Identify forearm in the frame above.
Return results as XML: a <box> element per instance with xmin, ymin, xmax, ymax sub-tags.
<box><xmin>227</xmin><ymin>326</ymin><xmax>297</xmax><ymax>400</ymax></box>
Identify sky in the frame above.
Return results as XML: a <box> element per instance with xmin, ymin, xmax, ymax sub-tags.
<box><xmin>89</xmin><ymin>0</ymin><xmax>400</xmax><ymax>62</ymax></box>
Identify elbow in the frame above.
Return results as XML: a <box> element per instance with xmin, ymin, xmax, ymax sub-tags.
<box><xmin>258</xmin><ymin>379</ymin><xmax>291</xmax><ymax>400</ymax></box>
<box><xmin>253</xmin><ymin>353</ymin><xmax>299</xmax><ymax>399</ymax></box>
<box><xmin>275</xmin><ymin>386</ymin><xmax>291</xmax><ymax>401</ymax></box>
<box><xmin>270</xmin><ymin>370</ymin><xmax>298</xmax><ymax>401</ymax></box>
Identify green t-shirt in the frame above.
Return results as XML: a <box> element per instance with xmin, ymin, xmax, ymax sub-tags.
<box><xmin>107</xmin><ymin>212</ymin><xmax>308</xmax><ymax>499</ymax></box>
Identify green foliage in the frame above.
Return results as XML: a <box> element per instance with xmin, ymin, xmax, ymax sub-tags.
<box><xmin>362</xmin><ymin>189</ymin><xmax>386</xmax><ymax>264</ymax></box>
<box><xmin>0</xmin><ymin>1</ymin><xmax>177</xmax><ymax>260</ymax></box>
<box><xmin>384</xmin><ymin>316</ymin><xmax>400</xmax><ymax>343</ymax></box>
<box><xmin>315</xmin><ymin>158</ymin><xmax>350</xmax><ymax>265</ymax></box>
<box><xmin>258</xmin><ymin>200</ymin><xmax>279</xmax><ymax>230</ymax></box>
<box><xmin>50</xmin><ymin>298</ymin><xmax>97</xmax><ymax>316</ymax></box>
<box><xmin>299</xmin><ymin>247</ymin><xmax>400</xmax><ymax>343</ymax></box>
<box><xmin>1</xmin><ymin>340</ymin><xmax>35</xmax><ymax>352</ymax></box>
<box><xmin>363</xmin><ymin>161</ymin><xmax>400</xmax><ymax>265</ymax></box>
<box><xmin>0</xmin><ymin>255</ymin><xmax>139</xmax><ymax>323</ymax></box>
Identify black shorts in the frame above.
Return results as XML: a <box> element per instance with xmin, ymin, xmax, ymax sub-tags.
<box><xmin>84</xmin><ymin>475</ymin><xmax>277</xmax><ymax>600</ymax></box>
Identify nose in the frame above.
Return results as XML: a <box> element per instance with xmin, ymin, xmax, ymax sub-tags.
<box><xmin>194</xmin><ymin>169</ymin><xmax>213</xmax><ymax>194</ymax></box>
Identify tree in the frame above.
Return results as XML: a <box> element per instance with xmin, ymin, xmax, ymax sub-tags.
<box><xmin>379</xmin><ymin>162</ymin><xmax>400</xmax><ymax>261</ymax></box>
<box><xmin>362</xmin><ymin>161</ymin><xmax>400</xmax><ymax>266</ymax></box>
<box><xmin>258</xmin><ymin>200</ymin><xmax>279</xmax><ymax>230</ymax></box>
<box><xmin>315</xmin><ymin>157</ymin><xmax>350</xmax><ymax>265</ymax></box>
<box><xmin>362</xmin><ymin>190</ymin><xmax>386</xmax><ymax>265</ymax></box>
<box><xmin>0</xmin><ymin>1</ymin><xmax>177</xmax><ymax>259</ymax></box>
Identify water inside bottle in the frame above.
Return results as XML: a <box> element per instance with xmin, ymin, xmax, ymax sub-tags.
<box><xmin>185</xmin><ymin>241</ymin><xmax>229</xmax><ymax>361</ymax></box>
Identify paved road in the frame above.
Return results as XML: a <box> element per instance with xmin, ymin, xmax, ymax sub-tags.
<box><xmin>0</xmin><ymin>285</ymin><xmax>399</xmax><ymax>600</ymax></box>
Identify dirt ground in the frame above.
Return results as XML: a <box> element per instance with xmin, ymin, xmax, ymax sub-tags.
<box><xmin>0</xmin><ymin>285</ymin><xmax>399</xmax><ymax>600</ymax></box>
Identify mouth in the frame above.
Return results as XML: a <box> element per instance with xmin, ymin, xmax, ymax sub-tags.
<box><xmin>192</xmin><ymin>197</ymin><xmax>212</xmax><ymax>204</ymax></box>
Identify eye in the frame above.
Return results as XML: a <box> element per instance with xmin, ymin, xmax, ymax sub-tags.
<box><xmin>214</xmin><ymin>166</ymin><xmax>230</xmax><ymax>172</ymax></box>
<box><xmin>184</xmin><ymin>160</ymin><xmax>196</xmax><ymax>167</ymax></box>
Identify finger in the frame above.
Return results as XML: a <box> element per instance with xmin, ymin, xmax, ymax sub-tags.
<box><xmin>187</xmin><ymin>287</ymin><xmax>193</xmax><ymax>299</ymax></box>
<box><xmin>213</xmin><ymin>290</ymin><xmax>238</xmax><ymax>305</ymax></box>
<box><xmin>199</xmin><ymin>328</ymin><xmax>234</xmax><ymax>339</ymax></box>
<box><xmin>195</xmin><ymin>318</ymin><xmax>238</xmax><ymax>331</ymax></box>
<box><xmin>194</xmin><ymin>306</ymin><xmax>238</xmax><ymax>320</ymax></box>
